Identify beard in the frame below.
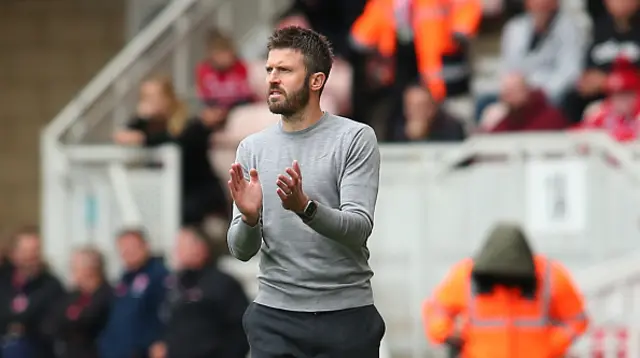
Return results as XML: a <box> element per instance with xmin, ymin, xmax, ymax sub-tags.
<box><xmin>267</xmin><ymin>77</ymin><xmax>310</xmax><ymax>118</ymax></box>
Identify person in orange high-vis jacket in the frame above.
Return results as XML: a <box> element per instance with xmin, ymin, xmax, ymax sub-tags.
<box><xmin>423</xmin><ymin>223</ymin><xmax>589</xmax><ymax>358</ymax></box>
<box><xmin>350</xmin><ymin>0</ymin><xmax>482</xmax><ymax>102</ymax></box>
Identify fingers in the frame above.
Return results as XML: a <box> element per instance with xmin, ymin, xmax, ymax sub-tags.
<box><xmin>227</xmin><ymin>180</ymin><xmax>238</xmax><ymax>201</ymax></box>
<box><xmin>232</xmin><ymin>163</ymin><xmax>244</xmax><ymax>182</ymax></box>
<box><xmin>278</xmin><ymin>173</ymin><xmax>295</xmax><ymax>188</ymax></box>
<box><xmin>276</xmin><ymin>180</ymin><xmax>291</xmax><ymax>195</ymax></box>
<box><xmin>292</xmin><ymin>160</ymin><xmax>302</xmax><ymax>179</ymax></box>
<box><xmin>276</xmin><ymin>188</ymin><xmax>288</xmax><ymax>202</ymax></box>
<box><xmin>249</xmin><ymin>168</ymin><xmax>260</xmax><ymax>183</ymax></box>
<box><xmin>285</xmin><ymin>167</ymin><xmax>299</xmax><ymax>183</ymax></box>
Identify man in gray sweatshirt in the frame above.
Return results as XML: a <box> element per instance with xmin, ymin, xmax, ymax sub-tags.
<box><xmin>226</xmin><ymin>26</ymin><xmax>385</xmax><ymax>358</ymax></box>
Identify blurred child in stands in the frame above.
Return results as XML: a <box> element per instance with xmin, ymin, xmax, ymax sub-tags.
<box><xmin>113</xmin><ymin>76</ymin><xmax>229</xmax><ymax>226</ymax></box>
<box><xmin>196</xmin><ymin>29</ymin><xmax>255</xmax><ymax>129</ymax></box>
<box><xmin>578</xmin><ymin>57</ymin><xmax>640</xmax><ymax>142</ymax></box>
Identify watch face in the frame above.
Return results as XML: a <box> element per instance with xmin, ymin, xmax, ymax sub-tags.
<box><xmin>305</xmin><ymin>201</ymin><xmax>317</xmax><ymax>217</ymax></box>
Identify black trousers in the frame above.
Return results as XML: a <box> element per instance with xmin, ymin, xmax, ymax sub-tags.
<box><xmin>242</xmin><ymin>303</ymin><xmax>386</xmax><ymax>358</ymax></box>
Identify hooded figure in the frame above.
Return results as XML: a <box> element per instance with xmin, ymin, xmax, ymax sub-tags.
<box><xmin>422</xmin><ymin>222</ymin><xmax>589</xmax><ymax>358</ymax></box>
<box><xmin>471</xmin><ymin>223</ymin><xmax>537</xmax><ymax>298</ymax></box>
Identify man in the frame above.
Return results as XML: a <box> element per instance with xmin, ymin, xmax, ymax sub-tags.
<box><xmin>398</xmin><ymin>85</ymin><xmax>466</xmax><ymax>142</ymax></box>
<box><xmin>0</xmin><ymin>226</ymin><xmax>64</xmax><ymax>358</ymax></box>
<box><xmin>561</xmin><ymin>0</ymin><xmax>640</xmax><ymax>122</ymax></box>
<box><xmin>98</xmin><ymin>228</ymin><xmax>169</xmax><ymax>358</ymax></box>
<box><xmin>422</xmin><ymin>223</ymin><xmax>588</xmax><ymax>358</ymax></box>
<box><xmin>226</xmin><ymin>26</ymin><xmax>385</xmax><ymax>358</ymax></box>
<box><xmin>149</xmin><ymin>226</ymin><xmax>249</xmax><ymax>358</ymax></box>
<box><xmin>481</xmin><ymin>73</ymin><xmax>569</xmax><ymax>132</ymax></box>
<box><xmin>45</xmin><ymin>247</ymin><xmax>112</xmax><ymax>358</ymax></box>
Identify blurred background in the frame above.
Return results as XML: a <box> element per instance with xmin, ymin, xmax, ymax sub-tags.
<box><xmin>2</xmin><ymin>0</ymin><xmax>640</xmax><ymax>356</ymax></box>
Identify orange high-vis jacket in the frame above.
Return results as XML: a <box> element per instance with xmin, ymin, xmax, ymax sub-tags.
<box><xmin>422</xmin><ymin>256</ymin><xmax>589</xmax><ymax>358</ymax></box>
<box><xmin>350</xmin><ymin>0</ymin><xmax>482</xmax><ymax>101</ymax></box>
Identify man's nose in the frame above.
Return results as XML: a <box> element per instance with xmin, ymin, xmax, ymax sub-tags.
<box><xmin>268</xmin><ymin>72</ymin><xmax>281</xmax><ymax>84</ymax></box>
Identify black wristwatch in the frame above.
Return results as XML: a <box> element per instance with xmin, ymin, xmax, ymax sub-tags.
<box><xmin>297</xmin><ymin>200</ymin><xmax>318</xmax><ymax>222</ymax></box>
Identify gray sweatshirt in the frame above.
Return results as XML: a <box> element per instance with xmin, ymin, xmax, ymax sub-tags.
<box><xmin>227</xmin><ymin>112</ymin><xmax>380</xmax><ymax>312</ymax></box>
<box><xmin>500</xmin><ymin>11</ymin><xmax>586</xmax><ymax>104</ymax></box>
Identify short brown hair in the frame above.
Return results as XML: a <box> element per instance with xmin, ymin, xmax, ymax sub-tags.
<box><xmin>74</xmin><ymin>246</ymin><xmax>107</xmax><ymax>279</ymax></box>
<box><xmin>207</xmin><ymin>28</ymin><xmax>235</xmax><ymax>52</ymax></box>
<box><xmin>116</xmin><ymin>227</ymin><xmax>147</xmax><ymax>241</ymax></box>
<box><xmin>267</xmin><ymin>26</ymin><xmax>334</xmax><ymax>85</ymax></box>
<box><xmin>8</xmin><ymin>225</ymin><xmax>40</xmax><ymax>251</ymax></box>
<box><xmin>181</xmin><ymin>225</ymin><xmax>214</xmax><ymax>256</ymax></box>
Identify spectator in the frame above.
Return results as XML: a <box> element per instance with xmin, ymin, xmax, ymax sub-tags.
<box><xmin>561</xmin><ymin>0</ymin><xmax>640</xmax><ymax>123</ymax></box>
<box><xmin>0</xmin><ymin>226</ymin><xmax>64</xmax><ymax>358</ymax></box>
<box><xmin>396</xmin><ymin>85</ymin><xmax>466</xmax><ymax>142</ymax></box>
<box><xmin>578</xmin><ymin>57</ymin><xmax>640</xmax><ymax>141</ymax></box>
<box><xmin>98</xmin><ymin>228</ymin><xmax>169</xmax><ymax>358</ymax></box>
<box><xmin>476</xmin><ymin>0</ymin><xmax>586</xmax><ymax>120</ymax></box>
<box><xmin>350</xmin><ymin>0</ymin><xmax>482</xmax><ymax>138</ymax></box>
<box><xmin>45</xmin><ymin>247</ymin><xmax>112</xmax><ymax>358</ymax></box>
<box><xmin>481</xmin><ymin>73</ymin><xmax>570</xmax><ymax>132</ymax></box>
<box><xmin>278</xmin><ymin>0</ymin><xmax>367</xmax><ymax>58</ymax></box>
<box><xmin>150</xmin><ymin>226</ymin><xmax>249</xmax><ymax>358</ymax></box>
<box><xmin>196</xmin><ymin>28</ymin><xmax>255</xmax><ymax>120</ymax></box>
<box><xmin>114</xmin><ymin>76</ymin><xmax>229</xmax><ymax>226</ymax></box>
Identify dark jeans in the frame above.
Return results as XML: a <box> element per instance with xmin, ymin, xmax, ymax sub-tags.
<box><xmin>243</xmin><ymin>303</ymin><xmax>386</xmax><ymax>358</ymax></box>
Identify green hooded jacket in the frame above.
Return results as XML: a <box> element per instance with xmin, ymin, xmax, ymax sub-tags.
<box><xmin>471</xmin><ymin>222</ymin><xmax>536</xmax><ymax>280</ymax></box>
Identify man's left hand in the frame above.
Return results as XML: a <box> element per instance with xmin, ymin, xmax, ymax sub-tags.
<box><xmin>277</xmin><ymin>160</ymin><xmax>309</xmax><ymax>213</ymax></box>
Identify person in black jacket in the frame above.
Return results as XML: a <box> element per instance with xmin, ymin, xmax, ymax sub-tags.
<box><xmin>149</xmin><ymin>226</ymin><xmax>249</xmax><ymax>358</ymax></box>
<box><xmin>44</xmin><ymin>247</ymin><xmax>112</xmax><ymax>358</ymax></box>
<box><xmin>561</xmin><ymin>0</ymin><xmax>640</xmax><ymax>122</ymax></box>
<box><xmin>113</xmin><ymin>76</ymin><xmax>229</xmax><ymax>226</ymax></box>
<box><xmin>98</xmin><ymin>228</ymin><xmax>169</xmax><ymax>358</ymax></box>
<box><xmin>0</xmin><ymin>227</ymin><xmax>64</xmax><ymax>358</ymax></box>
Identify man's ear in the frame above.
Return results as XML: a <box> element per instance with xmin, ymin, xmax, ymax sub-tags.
<box><xmin>309</xmin><ymin>72</ymin><xmax>326</xmax><ymax>92</ymax></box>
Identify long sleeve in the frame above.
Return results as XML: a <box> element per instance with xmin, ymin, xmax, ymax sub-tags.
<box><xmin>541</xmin><ymin>18</ymin><xmax>586</xmax><ymax>102</ymax></box>
<box><xmin>451</xmin><ymin>0</ymin><xmax>482</xmax><ymax>39</ymax></box>
<box><xmin>500</xmin><ymin>18</ymin><xmax>523</xmax><ymax>75</ymax></box>
<box><xmin>349</xmin><ymin>0</ymin><xmax>383</xmax><ymax>52</ymax></box>
<box><xmin>414</xmin><ymin>8</ymin><xmax>447</xmax><ymax>101</ymax></box>
<box><xmin>305</xmin><ymin>126</ymin><xmax>380</xmax><ymax>249</ymax></box>
<box><xmin>138</xmin><ymin>267</ymin><xmax>170</xmax><ymax>353</ymax></box>
<box><xmin>422</xmin><ymin>260</ymin><xmax>470</xmax><ymax>345</ymax></box>
<box><xmin>227</xmin><ymin>141</ymin><xmax>263</xmax><ymax>261</ymax></box>
<box><xmin>548</xmin><ymin>260</ymin><xmax>589</xmax><ymax>356</ymax></box>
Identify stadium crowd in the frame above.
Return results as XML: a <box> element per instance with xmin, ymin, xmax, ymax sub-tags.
<box><xmin>111</xmin><ymin>0</ymin><xmax>640</xmax><ymax>230</ymax></box>
<box><xmin>0</xmin><ymin>225</ymin><xmax>249</xmax><ymax>358</ymax></box>
<box><xmin>1</xmin><ymin>0</ymin><xmax>638</xmax><ymax>357</ymax></box>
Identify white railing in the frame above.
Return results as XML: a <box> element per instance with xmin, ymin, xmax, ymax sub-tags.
<box><xmin>40</xmin><ymin>0</ymin><xmax>286</xmax><ymax>269</ymax></box>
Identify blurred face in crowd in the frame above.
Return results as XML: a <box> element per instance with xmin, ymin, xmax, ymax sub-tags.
<box><xmin>117</xmin><ymin>232</ymin><xmax>149</xmax><ymax>271</ymax></box>
<box><xmin>175</xmin><ymin>228</ymin><xmax>208</xmax><ymax>270</ymax></box>
<box><xmin>265</xmin><ymin>48</ymin><xmax>311</xmax><ymax>117</ymax></box>
<box><xmin>500</xmin><ymin>73</ymin><xmax>531</xmax><ymax>108</ymax></box>
<box><xmin>137</xmin><ymin>80</ymin><xmax>173</xmax><ymax>119</ymax></box>
<box><xmin>70</xmin><ymin>250</ymin><xmax>103</xmax><ymax>291</ymax></box>
<box><xmin>12</xmin><ymin>233</ymin><xmax>42</xmax><ymax>275</ymax></box>
<box><xmin>610</xmin><ymin>91</ymin><xmax>639</xmax><ymax>115</ymax></box>
<box><xmin>403</xmin><ymin>85</ymin><xmax>437</xmax><ymax>140</ymax></box>
<box><xmin>209</xmin><ymin>47</ymin><xmax>236</xmax><ymax>71</ymax></box>
<box><xmin>605</xmin><ymin>0</ymin><xmax>639</xmax><ymax>19</ymax></box>
<box><xmin>525</xmin><ymin>0</ymin><xmax>558</xmax><ymax>13</ymax></box>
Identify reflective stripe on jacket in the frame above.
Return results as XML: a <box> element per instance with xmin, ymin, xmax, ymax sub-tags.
<box><xmin>422</xmin><ymin>256</ymin><xmax>589</xmax><ymax>358</ymax></box>
<box><xmin>350</xmin><ymin>0</ymin><xmax>482</xmax><ymax>101</ymax></box>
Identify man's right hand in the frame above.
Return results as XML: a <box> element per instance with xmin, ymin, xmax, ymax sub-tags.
<box><xmin>228</xmin><ymin>162</ymin><xmax>263</xmax><ymax>226</ymax></box>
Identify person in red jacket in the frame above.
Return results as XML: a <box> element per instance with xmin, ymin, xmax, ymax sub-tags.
<box><xmin>196</xmin><ymin>29</ymin><xmax>255</xmax><ymax>128</ymax></box>
<box><xmin>487</xmin><ymin>73</ymin><xmax>570</xmax><ymax>132</ymax></box>
<box><xmin>578</xmin><ymin>57</ymin><xmax>640</xmax><ymax>142</ymax></box>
